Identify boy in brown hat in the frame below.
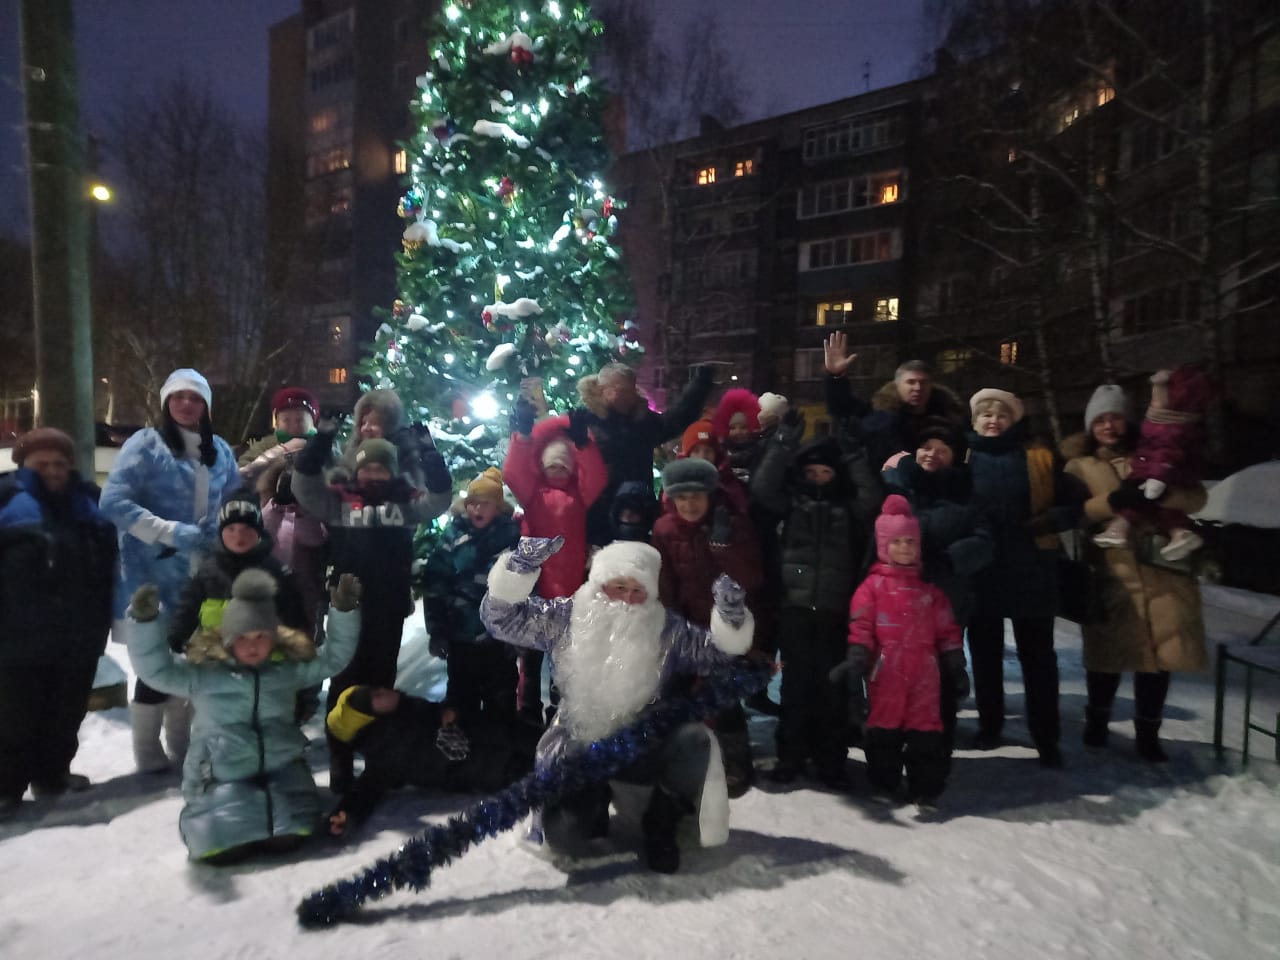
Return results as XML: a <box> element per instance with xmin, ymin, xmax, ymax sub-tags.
<box><xmin>423</xmin><ymin>467</ymin><xmax>521</xmax><ymax>726</ymax></box>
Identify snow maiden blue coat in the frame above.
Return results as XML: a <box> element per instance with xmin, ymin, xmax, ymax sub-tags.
<box><xmin>126</xmin><ymin>591</ymin><xmax>360</xmax><ymax>860</ymax></box>
<box><xmin>100</xmin><ymin>427</ymin><xmax>241</xmax><ymax>619</ymax></box>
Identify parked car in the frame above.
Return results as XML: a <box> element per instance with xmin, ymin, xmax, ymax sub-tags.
<box><xmin>1192</xmin><ymin>462</ymin><xmax>1280</xmax><ymax>595</ymax></box>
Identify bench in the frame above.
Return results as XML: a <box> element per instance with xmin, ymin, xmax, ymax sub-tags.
<box><xmin>1214</xmin><ymin>608</ymin><xmax>1280</xmax><ymax>766</ymax></box>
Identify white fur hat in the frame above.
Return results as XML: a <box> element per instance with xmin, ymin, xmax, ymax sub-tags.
<box><xmin>540</xmin><ymin>437</ymin><xmax>575</xmax><ymax>472</ymax></box>
<box><xmin>969</xmin><ymin>388</ymin><xmax>1024</xmax><ymax>424</ymax></box>
<box><xmin>588</xmin><ymin>541</ymin><xmax>661</xmax><ymax>600</ymax></box>
<box><xmin>160</xmin><ymin>368</ymin><xmax>213</xmax><ymax>414</ymax></box>
<box><xmin>1084</xmin><ymin>384</ymin><xmax>1130</xmax><ymax>431</ymax></box>
<box><xmin>758</xmin><ymin>392</ymin><xmax>788</xmax><ymax>421</ymax></box>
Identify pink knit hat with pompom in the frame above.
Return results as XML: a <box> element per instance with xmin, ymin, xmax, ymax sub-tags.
<box><xmin>875</xmin><ymin>494</ymin><xmax>921</xmax><ymax>564</ymax></box>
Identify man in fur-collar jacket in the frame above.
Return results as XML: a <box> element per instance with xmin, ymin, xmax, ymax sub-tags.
<box><xmin>823</xmin><ymin>333</ymin><xmax>966</xmax><ymax>468</ymax></box>
<box><xmin>480</xmin><ymin>537</ymin><xmax>754</xmax><ymax>873</ymax></box>
<box><xmin>575</xmin><ymin>362</ymin><xmax>715</xmax><ymax>546</ymax></box>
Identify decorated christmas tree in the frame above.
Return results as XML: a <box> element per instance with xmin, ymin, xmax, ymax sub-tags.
<box><xmin>363</xmin><ymin>0</ymin><xmax>636</xmax><ymax>506</ymax></box>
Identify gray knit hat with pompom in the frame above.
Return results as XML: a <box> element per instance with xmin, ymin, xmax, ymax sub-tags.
<box><xmin>220</xmin><ymin>569</ymin><xmax>280</xmax><ymax>645</ymax></box>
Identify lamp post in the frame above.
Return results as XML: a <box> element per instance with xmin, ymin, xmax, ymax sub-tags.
<box><xmin>20</xmin><ymin>0</ymin><xmax>96</xmax><ymax>468</ymax></box>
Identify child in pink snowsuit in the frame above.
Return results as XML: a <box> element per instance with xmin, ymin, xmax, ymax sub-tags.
<box><xmin>1095</xmin><ymin>365</ymin><xmax>1211</xmax><ymax>563</ymax></box>
<box><xmin>835</xmin><ymin>494</ymin><xmax>969</xmax><ymax>805</ymax></box>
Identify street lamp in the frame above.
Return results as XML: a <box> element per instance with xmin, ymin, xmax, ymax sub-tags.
<box><xmin>89</xmin><ymin>182</ymin><xmax>112</xmax><ymax>203</ymax></box>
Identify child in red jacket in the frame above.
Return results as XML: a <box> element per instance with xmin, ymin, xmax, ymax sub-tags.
<box><xmin>503</xmin><ymin>399</ymin><xmax>608</xmax><ymax>725</ymax></box>
<box><xmin>653</xmin><ymin>456</ymin><xmax>764</xmax><ymax>796</ymax></box>
<box><xmin>833</xmin><ymin>495</ymin><xmax>969</xmax><ymax>808</ymax></box>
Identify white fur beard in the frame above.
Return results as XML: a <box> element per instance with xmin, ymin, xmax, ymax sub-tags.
<box><xmin>555</xmin><ymin>583</ymin><xmax>668</xmax><ymax>744</ymax></box>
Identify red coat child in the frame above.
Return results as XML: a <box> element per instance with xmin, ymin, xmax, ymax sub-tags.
<box><xmin>841</xmin><ymin>495</ymin><xmax>969</xmax><ymax>803</ymax></box>
<box><xmin>504</xmin><ymin>414</ymin><xmax>608</xmax><ymax>601</ymax></box>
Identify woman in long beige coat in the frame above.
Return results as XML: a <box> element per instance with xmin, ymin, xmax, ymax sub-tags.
<box><xmin>1061</xmin><ymin>384</ymin><xmax>1208</xmax><ymax>762</ymax></box>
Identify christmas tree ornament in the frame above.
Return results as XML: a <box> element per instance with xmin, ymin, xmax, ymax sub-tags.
<box><xmin>392</xmin><ymin>299</ymin><xmax>409</xmax><ymax>319</ymax></box>
<box><xmin>496</xmin><ymin>175</ymin><xmax>517</xmax><ymax>205</ymax></box>
<box><xmin>431</xmin><ymin>117</ymin><xmax>457</xmax><ymax>144</ymax></box>
<box><xmin>485</xmin><ymin>342</ymin><xmax>516</xmax><ymax>371</ymax></box>
<box><xmin>397</xmin><ymin>188</ymin><xmax>425</xmax><ymax>220</ymax></box>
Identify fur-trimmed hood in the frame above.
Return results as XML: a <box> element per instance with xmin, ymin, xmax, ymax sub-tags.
<box><xmin>184</xmin><ymin>624</ymin><xmax>316</xmax><ymax>665</ymax></box>
<box><xmin>711</xmin><ymin>388</ymin><xmax>760</xmax><ymax>441</ymax></box>
<box><xmin>1059</xmin><ymin>428</ymin><xmax>1137</xmax><ymax>463</ymax></box>
<box><xmin>576</xmin><ymin>374</ymin><xmax>650</xmax><ymax>421</ymax></box>
<box><xmin>343</xmin><ymin>389</ymin><xmax>407</xmax><ymax>456</ymax></box>
<box><xmin>870</xmin><ymin>380</ymin><xmax>965</xmax><ymax>418</ymax></box>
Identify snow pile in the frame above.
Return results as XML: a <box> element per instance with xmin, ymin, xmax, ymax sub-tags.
<box><xmin>1</xmin><ymin>602</ymin><xmax>1277</xmax><ymax>959</ymax></box>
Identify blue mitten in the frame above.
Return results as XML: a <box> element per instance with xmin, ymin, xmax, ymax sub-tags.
<box><xmin>507</xmin><ymin>536</ymin><xmax>565</xmax><ymax>575</ymax></box>
<box><xmin>712</xmin><ymin>574</ymin><xmax>747</xmax><ymax>628</ymax></box>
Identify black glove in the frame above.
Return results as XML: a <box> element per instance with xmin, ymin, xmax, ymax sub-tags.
<box><xmin>510</xmin><ymin>397</ymin><xmax>536</xmax><ymax>437</ymax></box>
<box><xmin>829</xmin><ymin>645</ymin><xmax>869</xmax><ymax>726</ymax></box>
<box><xmin>274</xmin><ymin>468</ymin><xmax>296</xmax><ymax>506</ymax></box>
<box><xmin>693</xmin><ymin>363</ymin><xmax>715</xmax><ymax>389</ymax></box>
<box><xmin>296</xmin><ymin>428</ymin><xmax>336</xmax><ymax>476</ymax></box>
<box><xmin>428</xmin><ymin>631</ymin><xmax>450</xmax><ymax>660</ymax></box>
<box><xmin>1024</xmin><ymin>512</ymin><xmax>1057</xmax><ymax>537</ymax></box>
<box><xmin>421</xmin><ymin>448</ymin><xmax>452</xmax><ymax>493</ymax></box>
<box><xmin>566</xmin><ymin>408</ymin><xmax>591</xmax><ymax>448</ymax></box>
<box><xmin>1107</xmin><ymin>481</ymin><xmax>1151</xmax><ymax>514</ymax></box>
<box><xmin>940</xmin><ymin>648</ymin><xmax>970</xmax><ymax>702</ymax></box>
<box><xmin>776</xmin><ymin>409</ymin><xmax>806</xmax><ymax>447</ymax></box>
<box><xmin>709</xmin><ymin>503</ymin><xmax>732</xmax><ymax>548</ymax></box>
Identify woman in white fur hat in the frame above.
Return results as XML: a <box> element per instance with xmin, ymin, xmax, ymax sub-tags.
<box><xmin>100</xmin><ymin>368</ymin><xmax>243</xmax><ymax>773</ymax></box>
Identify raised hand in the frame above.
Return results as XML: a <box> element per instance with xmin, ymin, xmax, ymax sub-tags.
<box><xmin>776</xmin><ymin>408</ymin><xmax>807</xmax><ymax>446</ymax></box>
<box><xmin>712</xmin><ymin>574</ymin><xmax>747</xmax><ymax>627</ymax></box>
<box><xmin>510</xmin><ymin>397</ymin><xmax>536</xmax><ymax>437</ymax></box>
<box><xmin>823</xmin><ymin>331</ymin><xmax>857</xmax><ymax>377</ymax></box>
<box><xmin>507</xmin><ymin>535</ymin><xmax>565</xmax><ymax>574</ymax></box>
<box><xmin>330</xmin><ymin>573</ymin><xmax>362</xmax><ymax>611</ymax></box>
<box><xmin>130</xmin><ymin>584</ymin><xmax>161</xmax><ymax>623</ymax></box>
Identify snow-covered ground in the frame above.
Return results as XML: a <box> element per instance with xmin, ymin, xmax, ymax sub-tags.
<box><xmin>3</xmin><ymin>589</ymin><xmax>1278</xmax><ymax>960</ymax></box>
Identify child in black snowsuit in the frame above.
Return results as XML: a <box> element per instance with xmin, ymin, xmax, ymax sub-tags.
<box><xmin>324</xmin><ymin>685</ymin><xmax>536</xmax><ymax>837</ymax></box>
<box><xmin>750</xmin><ymin>411</ymin><xmax>881</xmax><ymax>787</ymax></box>
<box><xmin>423</xmin><ymin>467</ymin><xmax>521</xmax><ymax>726</ymax></box>
<box><xmin>293</xmin><ymin>432</ymin><xmax>452</xmax><ymax>792</ymax></box>
<box><xmin>609</xmin><ymin>479</ymin><xmax>659</xmax><ymax>543</ymax></box>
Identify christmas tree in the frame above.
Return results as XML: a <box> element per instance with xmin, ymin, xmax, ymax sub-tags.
<box><xmin>363</xmin><ymin>0</ymin><xmax>637</xmax><ymax>509</ymax></box>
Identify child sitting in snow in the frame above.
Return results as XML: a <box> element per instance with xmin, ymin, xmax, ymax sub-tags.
<box><xmin>324</xmin><ymin>685</ymin><xmax>537</xmax><ymax>838</ymax></box>
<box><xmin>503</xmin><ymin>398</ymin><xmax>608</xmax><ymax>726</ymax></box>
<box><xmin>1095</xmin><ymin>366</ymin><xmax>1212</xmax><ymax>562</ymax></box>
<box><xmin>126</xmin><ymin>570</ymin><xmax>362</xmax><ymax>864</ymax></box>
<box><xmin>832</xmin><ymin>495</ymin><xmax>969</xmax><ymax>808</ymax></box>
<box><xmin>422</xmin><ymin>467</ymin><xmax>522</xmax><ymax>725</ymax></box>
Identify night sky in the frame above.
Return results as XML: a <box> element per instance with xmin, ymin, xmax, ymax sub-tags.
<box><xmin>0</xmin><ymin>0</ymin><xmax>926</xmax><ymax>236</ymax></box>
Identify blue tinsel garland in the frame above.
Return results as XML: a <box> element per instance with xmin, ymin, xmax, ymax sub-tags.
<box><xmin>297</xmin><ymin>658</ymin><xmax>770</xmax><ymax>928</ymax></box>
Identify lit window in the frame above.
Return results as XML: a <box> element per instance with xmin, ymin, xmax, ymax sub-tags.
<box><xmin>816</xmin><ymin>301</ymin><xmax>854</xmax><ymax>326</ymax></box>
<box><xmin>1096</xmin><ymin>86</ymin><xmax>1115</xmax><ymax>106</ymax></box>
<box><xmin>1008</xmin><ymin>148</ymin><xmax>1018</xmax><ymax>163</ymax></box>
<box><xmin>879</xmin><ymin>181</ymin><xmax>899</xmax><ymax>204</ymax></box>
<box><xmin>1061</xmin><ymin>105</ymin><xmax>1081</xmax><ymax>129</ymax></box>
<box><xmin>1000</xmin><ymin>340</ymin><xmax>1019</xmax><ymax>364</ymax></box>
<box><xmin>734</xmin><ymin>159</ymin><xmax>754</xmax><ymax>177</ymax></box>
<box><xmin>331</xmin><ymin>323</ymin><xmax>344</xmax><ymax>345</ymax></box>
<box><xmin>328</xmin><ymin>367</ymin><xmax>348</xmax><ymax>384</ymax></box>
<box><xmin>394</xmin><ymin>149</ymin><xmax>408</xmax><ymax>174</ymax></box>
<box><xmin>937</xmin><ymin>349</ymin><xmax>972</xmax><ymax>373</ymax></box>
<box><xmin>696</xmin><ymin>166</ymin><xmax>716</xmax><ymax>186</ymax></box>
<box><xmin>874</xmin><ymin>297</ymin><xmax>899</xmax><ymax>322</ymax></box>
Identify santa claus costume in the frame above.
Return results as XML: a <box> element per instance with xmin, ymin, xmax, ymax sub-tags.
<box><xmin>480</xmin><ymin>539</ymin><xmax>754</xmax><ymax>873</ymax></box>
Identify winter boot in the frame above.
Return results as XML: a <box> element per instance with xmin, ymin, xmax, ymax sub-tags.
<box><xmin>1093</xmin><ymin>515</ymin><xmax>1130</xmax><ymax>549</ymax></box>
<box><xmin>162</xmin><ymin>698</ymin><xmax>194</xmax><ymax>766</ymax></box>
<box><xmin>1159</xmin><ymin>528</ymin><xmax>1203</xmax><ymax>562</ymax></box>
<box><xmin>1082</xmin><ymin>705</ymin><xmax>1111</xmax><ymax>748</ymax></box>
<box><xmin>129</xmin><ymin>702</ymin><xmax>170</xmax><ymax>773</ymax></box>
<box><xmin>641</xmin><ymin>788</ymin><xmax>687</xmax><ymax>874</ymax></box>
<box><xmin>1134</xmin><ymin>717</ymin><xmax>1169</xmax><ymax>763</ymax></box>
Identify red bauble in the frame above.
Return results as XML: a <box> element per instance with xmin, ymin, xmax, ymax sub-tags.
<box><xmin>511</xmin><ymin>47</ymin><xmax>534</xmax><ymax>66</ymax></box>
<box><xmin>602</xmin><ymin>198</ymin><xmax>614</xmax><ymax>218</ymax></box>
<box><xmin>482</xmin><ymin>309</ymin><xmax>494</xmax><ymax>330</ymax></box>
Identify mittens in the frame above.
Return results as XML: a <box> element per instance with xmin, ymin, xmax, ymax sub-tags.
<box><xmin>940</xmin><ymin>648</ymin><xmax>970</xmax><ymax>702</ymax></box>
<box><xmin>709</xmin><ymin>504</ymin><xmax>732</xmax><ymax>548</ymax></box>
<box><xmin>711</xmin><ymin>574</ymin><xmax>747</xmax><ymax>628</ymax></box>
<box><xmin>330</xmin><ymin>573</ymin><xmax>362</xmax><ymax>612</ymax></box>
<box><xmin>510</xmin><ymin>397</ymin><xmax>537</xmax><ymax>437</ymax></box>
<box><xmin>829</xmin><ymin>645</ymin><xmax>869</xmax><ymax>726</ymax></box>
<box><xmin>566</xmin><ymin>408</ymin><xmax>591</xmax><ymax>448</ymax></box>
<box><xmin>130</xmin><ymin>585</ymin><xmax>160</xmax><ymax>623</ymax></box>
<box><xmin>506</xmin><ymin>536</ymin><xmax>565</xmax><ymax>575</ymax></box>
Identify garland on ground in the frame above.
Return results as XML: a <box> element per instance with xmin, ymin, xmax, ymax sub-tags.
<box><xmin>297</xmin><ymin>658</ymin><xmax>770</xmax><ymax>928</ymax></box>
